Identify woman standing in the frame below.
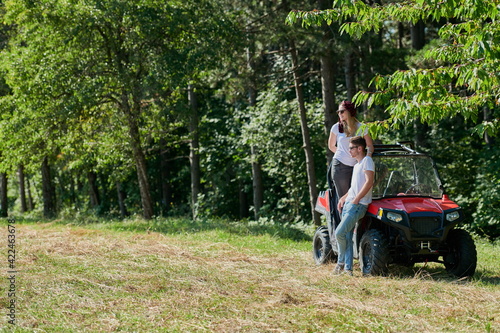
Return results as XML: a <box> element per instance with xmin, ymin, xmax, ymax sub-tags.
<box><xmin>328</xmin><ymin>101</ymin><xmax>374</xmax><ymax>201</ymax></box>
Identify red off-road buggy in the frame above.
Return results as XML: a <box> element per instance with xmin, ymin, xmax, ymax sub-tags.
<box><xmin>314</xmin><ymin>142</ymin><xmax>477</xmax><ymax>277</ymax></box>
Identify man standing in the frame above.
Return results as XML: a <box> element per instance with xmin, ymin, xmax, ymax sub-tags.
<box><xmin>334</xmin><ymin>136</ymin><xmax>375</xmax><ymax>275</ymax></box>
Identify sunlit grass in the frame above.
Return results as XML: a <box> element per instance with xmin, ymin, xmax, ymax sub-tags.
<box><xmin>1</xmin><ymin>217</ymin><xmax>498</xmax><ymax>332</ymax></box>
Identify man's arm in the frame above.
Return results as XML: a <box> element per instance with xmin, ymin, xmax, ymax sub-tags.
<box><xmin>337</xmin><ymin>192</ymin><xmax>348</xmax><ymax>212</ymax></box>
<box><xmin>351</xmin><ymin>170</ymin><xmax>374</xmax><ymax>205</ymax></box>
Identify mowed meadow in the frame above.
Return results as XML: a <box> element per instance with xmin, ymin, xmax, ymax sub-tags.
<box><xmin>1</xmin><ymin>218</ymin><xmax>499</xmax><ymax>332</ymax></box>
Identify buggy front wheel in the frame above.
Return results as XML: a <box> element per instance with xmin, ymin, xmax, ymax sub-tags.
<box><xmin>359</xmin><ymin>229</ymin><xmax>390</xmax><ymax>276</ymax></box>
<box><xmin>444</xmin><ymin>229</ymin><xmax>477</xmax><ymax>278</ymax></box>
<box><xmin>313</xmin><ymin>226</ymin><xmax>337</xmax><ymax>265</ymax></box>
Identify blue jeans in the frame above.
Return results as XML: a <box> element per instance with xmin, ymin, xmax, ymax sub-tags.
<box><xmin>335</xmin><ymin>201</ymin><xmax>368</xmax><ymax>271</ymax></box>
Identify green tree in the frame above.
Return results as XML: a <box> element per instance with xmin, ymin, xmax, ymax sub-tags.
<box><xmin>240</xmin><ymin>88</ymin><xmax>325</xmax><ymax>223</ymax></box>
<box><xmin>287</xmin><ymin>0</ymin><xmax>500</xmax><ymax>136</ymax></box>
<box><xmin>1</xmin><ymin>0</ymin><xmax>236</xmax><ymax>219</ymax></box>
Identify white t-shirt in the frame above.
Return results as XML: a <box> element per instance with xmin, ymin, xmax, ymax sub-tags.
<box><xmin>331</xmin><ymin>122</ymin><xmax>368</xmax><ymax>166</ymax></box>
<box><xmin>346</xmin><ymin>156</ymin><xmax>375</xmax><ymax>206</ymax></box>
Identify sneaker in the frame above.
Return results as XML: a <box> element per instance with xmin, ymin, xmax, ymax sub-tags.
<box><xmin>333</xmin><ymin>263</ymin><xmax>345</xmax><ymax>275</ymax></box>
<box><xmin>344</xmin><ymin>270</ymin><xmax>353</xmax><ymax>276</ymax></box>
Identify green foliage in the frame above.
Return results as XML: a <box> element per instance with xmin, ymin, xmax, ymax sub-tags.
<box><xmin>0</xmin><ymin>0</ymin><xmax>239</xmax><ymax>217</ymax></box>
<box><xmin>429</xmin><ymin>131</ymin><xmax>480</xmax><ymax>216</ymax></box>
<box><xmin>194</xmin><ymin>81</ymin><xmax>326</xmax><ymax>224</ymax></box>
<box><xmin>240</xmin><ymin>88</ymin><xmax>325</xmax><ymax>223</ymax></box>
<box><xmin>468</xmin><ymin>147</ymin><xmax>500</xmax><ymax>239</ymax></box>
<box><xmin>288</xmin><ymin>0</ymin><xmax>500</xmax><ymax>137</ymax></box>
<box><xmin>196</xmin><ymin>98</ymin><xmax>248</xmax><ymax>219</ymax></box>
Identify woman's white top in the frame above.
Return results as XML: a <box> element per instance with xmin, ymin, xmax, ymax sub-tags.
<box><xmin>331</xmin><ymin>122</ymin><xmax>368</xmax><ymax>166</ymax></box>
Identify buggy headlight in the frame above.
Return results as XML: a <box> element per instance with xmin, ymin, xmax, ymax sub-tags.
<box><xmin>446</xmin><ymin>211</ymin><xmax>460</xmax><ymax>222</ymax></box>
<box><xmin>387</xmin><ymin>212</ymin><xmax>403</xmax><ymax>223</ymax></box>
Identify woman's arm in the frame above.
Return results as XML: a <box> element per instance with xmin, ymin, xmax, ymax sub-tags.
<box><xmin>328</xmin><ymin>131</ymin><xmax>337</xmax><ymax>153</ymax></box>
<box><xmin>364</xmin><ymin>134</ymin><xmax>375</xmax><ymax>157</ymax></box>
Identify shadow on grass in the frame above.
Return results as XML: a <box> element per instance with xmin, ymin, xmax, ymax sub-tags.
<box><xmin>388</xmin><ymin>264</ymin><xmax>500</xmax><ymax>286</ymax></box>
<box><xmin>11</xmin><ymin>215</ymin><xmax>312</xmax><ymax>243</ymax></box>
<box><xmin>109</xmin><ymin>217</ymin><xmax>313</xmax><ymax>242</ymax></box>
<box><xmin>471</xmin><ymin>268</ymin><xmax>500</xmax><ymax>285</ymax></box>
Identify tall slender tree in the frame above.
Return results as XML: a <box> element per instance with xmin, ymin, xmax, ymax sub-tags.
<box><xmin>0</xmin><ymin>172</ymin><xmax>7</xmax><ymax>217</ymax></box>
<box><xmin>290</xmin><ymin>39</ymin><xmax>321</xmax><ymax>225</ymax></box>
<box><xmin>188</xmin><ymin>84</ymin><xmax>201</xmax><ymax>219</ymax></box>
<box><xmin>246</xmin><ymin>37</ymin><xmax>264</xmax><ymax>220</ymax></box>
<box><xmin>318</xmin><ymin>0</ymin><xmax>338</xmax><ymax>165</ymax></box>
<box><xmin>17</xmin><ymin>164</ymin><xmax>27</xmax><ymax>213</ymax></box>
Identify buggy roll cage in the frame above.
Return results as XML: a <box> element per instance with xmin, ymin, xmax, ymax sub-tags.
<box><xmin>327</xmin><ymin>141</ymin><xmax>446</xmax><ymax>197</ymax></box>
<box><xmin>371</xmin><ymin>141</ymin><xmax>447</xmax><ymax>196</ymax></box>
<box><xmin>373</xmin><ymin>141</ymin><xmax>423</xmax><ymax>156</ymax></box>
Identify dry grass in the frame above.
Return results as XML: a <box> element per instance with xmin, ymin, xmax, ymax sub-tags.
<box><xmin>1</xmin><ymin>221</ymin><xmax>499</xmax><ymax>332</ymax></box>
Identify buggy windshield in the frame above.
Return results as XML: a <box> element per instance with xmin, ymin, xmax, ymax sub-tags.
<box><xmin>372</xmin><ymin>155</ymin><xmax>443</xmax><ymax>199</ymax></box>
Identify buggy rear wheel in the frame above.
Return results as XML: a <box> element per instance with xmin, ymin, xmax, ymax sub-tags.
<box><xmin>444</xmin><ymin>229</ymin><xmax>477</xmax><ymax>278</ymax></box>
<box><xmin>360</xmin><ymin>229</ymin><xmax>390</xmax><ymax>276</ymax></box>
<box><xmin>313</xmin><ymin>226</ymin><xmax>337</xmax><ymax>265</ymax></box>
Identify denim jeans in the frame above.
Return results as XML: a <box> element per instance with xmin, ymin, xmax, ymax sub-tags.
<box><xmin>335</xmin><ymin>201</ymin><xmax>368</xmax><ymax>271</ymax></box>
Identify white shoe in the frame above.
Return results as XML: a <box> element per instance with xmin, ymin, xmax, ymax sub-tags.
<box><xmin>333</xmin><ymin>264</ymin><xmax>345</xmax><ymax>275</ymax></box>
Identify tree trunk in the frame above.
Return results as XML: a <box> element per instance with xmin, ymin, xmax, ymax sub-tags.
<box><xmin>318</xmin><ymin>0</ymin><xmax>337</xmax><ymax>166</ymax></box>
<box><xmin>18</xmin><ymin>164</ymin><xmax>27</xmax><ymax>213</ymax></box>
<box><xmin>290</xmin><ymin>40</ymin><xmax>321</xmax><ymax>225</ymax></box>
<box><xmin>128</xmin><ymin>120</ymin><xmax>154</xmax><ymax>219</ymax></box>
<box><xmin>411</xmin><ymin>20</ymin><xmax>429</xmax><ymax>148</ymax></box>
<box><xmin>122</xmin><ymin>93</ymin><xmax>154</xmax><ymax>220</ymax></box>
<box><xmin>41</xmin><ymin>156</ymin><xmax>57</xmax><ymax>218</ymax></box>
<box><xmin>411</xmin><ymin>21</ymin><xmax>426</xmax><ymax>50</ymax></box>
<box><xmin>398</xmin><ymin>22</ymin><xmax>405</xmax><ymax>49</ymax></box>
<box><xmin>116</xmin><ymin>182</ymin><xmax>129</xmax><ymax>218</ymax></box>
<box><xmin>320</xmin><ymin>48</ymin><xmax>337</xmax><ymax>165</ymax></box>
<box><xmin>238</xmin><ymin>179</ymin><xmax>249</xmax><ymax>219</ymax></box>
<box><xmin>27</xmin><ymin>176</ymin><xmax>34</xmax><ymax>211</ymax></box>
<box><xmin>188</xmin><ymin>84</ymin><xmax>201</xmax><ymax>219</ymax></box>
<box><xmin>247</xmin><ymin>43</ymin><xmax>264</xmax><ymax>220</ymax></box>
<box><xmin>0</xmin><ymin>173</ymin><xmax>7</xmax><ymax>217</ymax></box>
<box><xmin>344</xmin><ymin>48</ymin><xmax>356</xmax><ymax>101</ymax></box>
<box><xmin>160</xmin><ymin>140</ymin><xmax>172</xmax><ymax>215</ymax></box>
<box><xmin>250</xmin><ymin>145</ymin><xmax>263</xmax><ymax>220</ymax></box>
<box><xmin>68</xmin><ymin>174</ymin><xmax>77</xmax><ymax>207</ymax></box>
<box><xmin>414</xmin><ymin>120</ymin><xmax>430</xmax><ymax>148</ymax></box>
<box><xmin>88</xmin><ymin>171</ymin><xmax>100</xmax><ymax>209</ymax></box>
<box><xmin>483</xmin><ymin>106</ymin><xmax>495</xmax><ymax>146</ymax></box>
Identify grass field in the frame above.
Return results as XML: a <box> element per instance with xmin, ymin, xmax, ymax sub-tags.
<box><xmin>1</xmin><ymin>217</ymin><xmax>499</xmax><ymax>332</ymax></box>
